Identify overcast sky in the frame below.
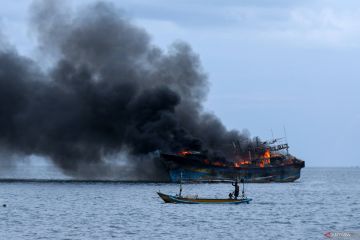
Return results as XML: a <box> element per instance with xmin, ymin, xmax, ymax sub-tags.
<box><xmin>1</xmin><ymin>0</ymin><xmax>359</xmax><ymax>167</ymax></box>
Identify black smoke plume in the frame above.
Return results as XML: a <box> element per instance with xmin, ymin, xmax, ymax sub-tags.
<box><xmin>0</xmin><ymin>1</ymin><xmax>257</xmax><ymax>179</ymax></box>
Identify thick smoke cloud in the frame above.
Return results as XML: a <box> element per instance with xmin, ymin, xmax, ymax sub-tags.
<box><xmin>0</xmin><ymin>1</ymin><xmax>257</xmax><ymax>179</ymax></box>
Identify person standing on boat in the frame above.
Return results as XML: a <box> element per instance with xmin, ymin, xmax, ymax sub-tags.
<box><xmin>232</xmin><ymin>179</ymin><xmax>240</xmax><ymax>199</ymax></box>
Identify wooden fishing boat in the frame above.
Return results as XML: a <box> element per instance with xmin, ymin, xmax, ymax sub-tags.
<box><xmin>157</xmin><ymin>173</ymin><xmax>252</xmax><ymax>204</ymax></box>
<box><xmin>157</xmin><ymin>192</ymin><xmax>252</xmax><ymax>204</ymax></box>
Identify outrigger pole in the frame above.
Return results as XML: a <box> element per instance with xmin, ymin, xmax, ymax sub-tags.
<box><xmin>241</xmin><ymin>178</ymin><xmax>245</xmax><ymax>197</ymax></box>
<box><xmin>178</xmin><ymin>172</ymin><xmax>183</xmax><ymax>197</ymax></box>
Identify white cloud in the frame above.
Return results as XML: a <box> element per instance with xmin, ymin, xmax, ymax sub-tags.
<box><xmin>223</xmin><ymin>6</ymin><xmax>360</xmax><ymax>48</ymax></box>
<box><xmin>134</xmin><ymin>18</ymin><xmax>187</xmax><ymax>48</ymax></box>
<box><xmin>285</xmin><ymin>7</ymin><xmax>360</xmax><ymax>47</ymax></box>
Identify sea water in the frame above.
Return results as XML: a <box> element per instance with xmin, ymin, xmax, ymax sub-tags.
<box><xmin>0</xmin><ymin>168</ymin><xmax>359</xmax><ymax>240</ymax></box>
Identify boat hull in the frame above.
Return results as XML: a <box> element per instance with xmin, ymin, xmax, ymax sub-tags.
<box><xmin>160</xmin><ymin>153</ymin><xmax>305</xmax><ymax>183</ymax></box>
<box><xmin>168</xmin><ymin>165</ymin><xmax>302</xmax><ymax>183</ymax></box>
<box><xmin>157</xmin><ymin>192</ymin><xmax>252</xmax><ymax>204</ymax></box>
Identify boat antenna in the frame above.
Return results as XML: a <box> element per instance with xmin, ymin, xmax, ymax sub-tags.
<box><xmin>179</xmin><ymin>172</ymin><xmax>183</xmax><ymax>197</ymax></box>
<box><xmin>283</xmin><ymin>126</ymin><xmax>289</xmax><ymax>156</ymax></box>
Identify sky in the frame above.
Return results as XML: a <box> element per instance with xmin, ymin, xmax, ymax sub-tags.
<box><xmin>0</xmin><ymin>0</ymin><xmax>359</xmax><ymax>167</ymax></box>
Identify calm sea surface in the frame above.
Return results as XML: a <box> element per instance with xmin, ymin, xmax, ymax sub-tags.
<box><xmin>0</xmin><ymin>168</ymin><xmax>359</xmax><ymax>240</ymax></box>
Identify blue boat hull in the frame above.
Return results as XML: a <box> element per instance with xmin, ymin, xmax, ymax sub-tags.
<box><xmin>169</xmin><ymin>165</ymin><xmax>302</xmax><ymax>183</ymax></box>
<box><xmin>157</xmin><ymin>192</ymin><xmax>252</xmax><ymax>204</ymax></box>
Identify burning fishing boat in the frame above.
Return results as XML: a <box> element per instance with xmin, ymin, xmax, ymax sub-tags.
<box><xmin>160</xmin><ymin>138</ymin><xmax>305</xmax><ymax>183</ymax></box>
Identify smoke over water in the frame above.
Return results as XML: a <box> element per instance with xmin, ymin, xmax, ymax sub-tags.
<box><xmin>0</xmin><ymin>1</ymin><xmax>257</xmax><ymax>180</ymax></box>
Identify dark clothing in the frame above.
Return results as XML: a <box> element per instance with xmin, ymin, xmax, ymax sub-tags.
<box><xmin>232</xmin><ymin>182</ymin><xmax>240</xmax><ymax>199</ymax></box>
<box><xmin>234</xmin><ymin>185</ymin><xmax>239</xmax><ymax>199</ymax></box>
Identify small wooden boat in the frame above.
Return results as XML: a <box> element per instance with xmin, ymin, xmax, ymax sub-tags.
<box><xmin>157</xmin><ymin>192</ymin><xmax>252</xmax><ymax>204</ymax></box>
<box><xmin>157</xmin><ymin>173</ymin><xmax>252</xmax><ymax>204</ymax></box>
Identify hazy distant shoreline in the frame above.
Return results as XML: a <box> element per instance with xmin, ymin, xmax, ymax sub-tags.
<box><xmin>0</xmin><ymin>167</ymin><xmax>358</xmax><ymax>184</ymax></box>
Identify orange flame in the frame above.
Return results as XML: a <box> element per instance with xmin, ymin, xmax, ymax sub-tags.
<box><xmin>212</xmin><ymin>161</ymin><xmax>225</xmax><ymax>167</ymax></box>
<box><xmin>178</xmin><ymin>151</ymin><xmax>191</xmax><ymax>156</ymax></box>
<box><xmin>260</xmin><ymin>149</ymin><xmax>271</xmax><ymax>167</ymax></box>
<box><xmin>264</xmin><ymin>149</ymin><xmax>271</xmax><ymax>159</ymax></box>
<box><xmin>234</xmin><ymin>160</ymin><xmax>251</xmax><ymax>168</ymax></box>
